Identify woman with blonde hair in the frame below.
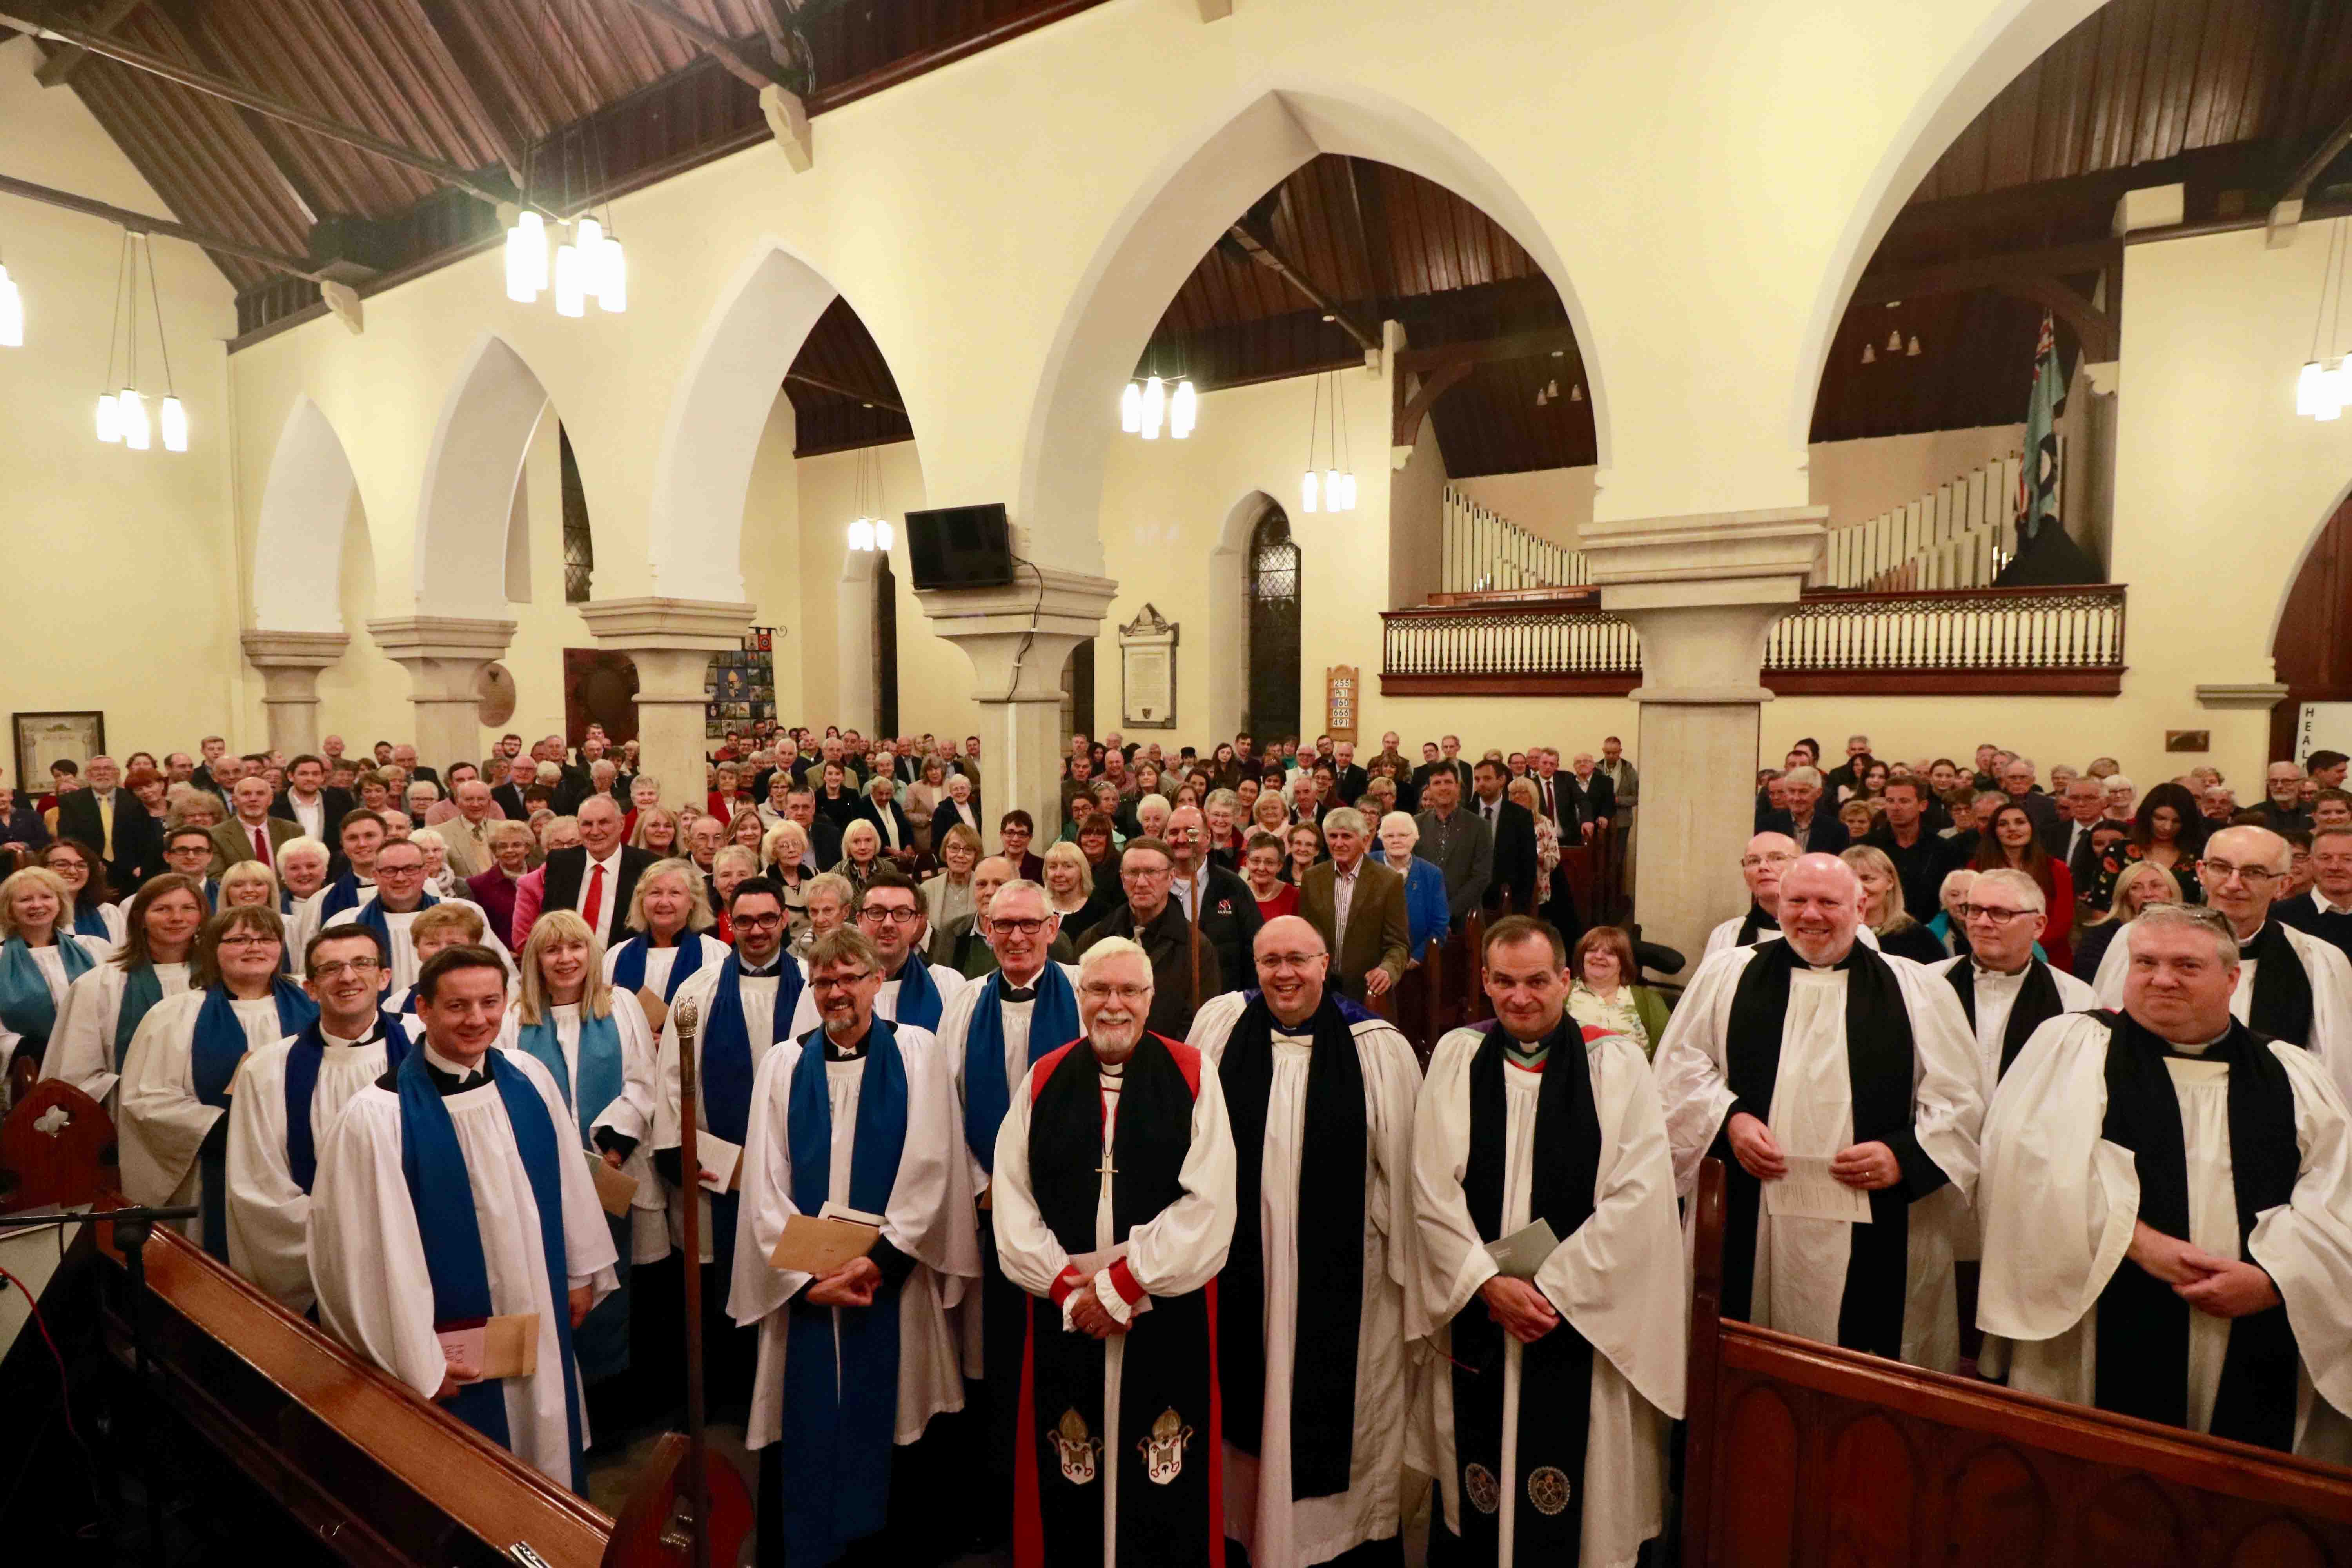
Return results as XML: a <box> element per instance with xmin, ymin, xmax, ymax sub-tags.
<box><xmin>2071</xmin><ymin>860</ymin><xmax>2182</xmax><ymax>982</ymax></box>
<box><xmin>1840</xmin><ymin>844</ymin><xmax>1948</xmax><ymax>964</ymax></box>
<box><xmin>0</xmin><ymin>865</ymin><xmax>113</xmax><ymax>1085</ymax></box>
<box><xmin>630</xmin><ymin>804</ymin><xmax>682</xmax><ymax>858</ymax></box>
<box><xmin>515</xmin><ymin>910</ymin><xmax>660</xmax><ymax>1379</ymax></box>
<box><xmin>1249</xmin><ymin>788</ymin><xmax>1290</xmax><ymax>840</ymax></box>
<box><xmin>118</xmin><ymin>906</ymin><xmax>316</xmax><ymax>1256</ymax></box>
<box><xmin>1041</xmin><ymin>839</ymin><xmax>1104</xmax><ymax>931</ymax></box>
<box><xmin>219</xmin><ymin>858</ymin><xmax>282</xmax><ymax>911</ymax></box>
<box><xmin>605</xmin><ymin>857</ymin><xmax>729</xmax><ymax>1007</ymax></box>
<box><xmin>837</xmin><ymin>819</ymin><xmax>885</xmax><ymax>893</ymax></box>
<box><xmin>44</xmin><ymin>872</ymin><xmax>207</xmax><ymax>1104</ymax></box>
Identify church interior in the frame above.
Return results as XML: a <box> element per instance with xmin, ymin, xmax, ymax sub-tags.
<box><xmin>9</xmin><ymin>0</ymin><xmax>2352</xmax><ymax>1564</ymax></box>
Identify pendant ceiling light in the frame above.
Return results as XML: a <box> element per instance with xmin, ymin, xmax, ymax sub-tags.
<box><xmin>1121</xmin><ymin>362</ymin><xmax>1196</xmax><ymax>440</ymax></box>
<box><xmin>504</xmin><ymin>0</ymin><xmax>626</xmax><ymax>317</ymax></box>
<box><xmin>1299</xmin><ymin>368</ymin><xmax>1355</xmax><ymax>513</ymax></box>
<box><xmin>846</xmin><ymin>444</ymin><xmax>891</xmax><ymax>551</ymax></box>
<box><xmin>93</xmin><ymin>231</ymin><xmax>182</xmax><ymax>452</ymax></box>
<box><xmin>2298</xmin><ymin>218</ymin><xmax>2352</xmax><ymax>421</ymax></box>
<box><xmin>0</xmin><ymin>238</ymin><xmax>21</xmax><ymax>348</ymax></box>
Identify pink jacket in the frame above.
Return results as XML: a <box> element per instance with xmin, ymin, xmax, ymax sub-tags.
<box><xmin>509</xmin><ymin>865</ymin><xmax>548</xmax><ymax>951</ymax></box>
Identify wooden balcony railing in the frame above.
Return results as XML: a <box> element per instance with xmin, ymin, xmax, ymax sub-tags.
<box><xmin>1380</xmin><ymin>583</ymin><xmax>2127</xmax><ymax>697</ymax></box>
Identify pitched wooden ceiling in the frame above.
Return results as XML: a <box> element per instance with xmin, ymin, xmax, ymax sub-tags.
<box><xmin>20</xmin><ymin>0</ymin><xmax>2352</xmax><ymax>476</ymax></box>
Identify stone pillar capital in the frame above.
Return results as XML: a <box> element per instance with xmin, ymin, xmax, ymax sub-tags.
<box><xmin>577</xmin><ymin>597</ymin><xmax>758</xmax><ymax>815</ymax></box>
<box><xmin>575</xmin><ymin>596</ymin><xmax>757</xmax><ymax>653</ymax></box>
<box><xmin>916</xmin><ymin>566</ymin><xmax>1120</xmax><ymax>704</ymax></box>
<box><xmin>240</xmin><ymin>629</ymin><xmax>352</xmax><ymax>671</ymax></box>
<box><xmin>241</xmin><ymin>630</ymin><xmax>352</xmax><ymax>756</ymax></box>
<box><xmin>366</xmin><ymin>615</ymin><xmax>517</xmax><ymax>775</ymax></box>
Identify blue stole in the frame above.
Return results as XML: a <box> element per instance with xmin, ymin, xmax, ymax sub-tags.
<box><xmin>700</xmin><ymin>953</ymin><xmax>804</xmax><ymax>1285</ymax></box>
<box><xmin>190</xmin><ymin>979</ymin><xmax>319</xmax><ymax>1259</ymax></box>
<box><xmin>960</xmin><ymin>964</ymin><xmax>1078</xmax><ymax>1173</ymax></box>
<box><xmin>888</xmin><ymin>953</ymin><xmax>945</xmax><ymax>1032</ymax></box>
<box><xmin>71</xmin><ymin>905</ymin><xmax>110</xmax><ymax>941</ymax></box>
<box><xmin>0</xmin><ymin>936</ymin><xmax>95</xmax><ymax>1056</ymax></box>
<box><xmin>282</xmin><ymin>1014</ymin><xmax>409</xmax><ymax>1194</ymax></box>
<box><xmin>514</xmin><ymin>1005</ymin><xmax>626</xmax><ymax>1143</ymax></box>
<box><xmin>396</xmin><ymin>1049</ymin><xmax>586</xmax><ymax>1494</ymax></box>
<box><xmin>114</xmin><ymin>963</ymin><xmax>167</xmax><ymax>1069</ymax></box>
<box><xmin>778</xmin><ymin>1019</ymin><xmax>911</xmax><ymax>1567</ymax></box>
<box><xmin>608</xmin><ymin>934</ymin><xmax>707</xmax><ymax>1001</ymax></box>
<box><xmin>355</xmin><ymin>890</ymin><xmax>438</xmax><ymax>957</ymax></box>
<box><xmin>319</xmin><ymin>874</ymin><xmax>370</xmax><ymax>922</ymax></box>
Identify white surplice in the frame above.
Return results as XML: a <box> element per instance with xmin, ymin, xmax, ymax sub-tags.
<box><xmin>655</xmin><ymin>961</ymin><xmax>783</xmax><ymax>1263</ymax></box>
<box><xmin>1654</xmin><ymin>943</ymin><xmax>1984</xmax><ymax>1371</ymax></box>
<box><xmin>787</xmin><ymin>958</ymin><xmax>969</xmax><ymax>1038</ymax></box>
<box><xmin>726</xmin><ymin>1023</ymin><xmax>978</xmax><ymax>1450</ymax></box>
<box><xmin>2092</xmin><ymin>916</ymin><xmax>2352</xmax><ymax>1102</ymax></box>
<box><xmin>1410</xmin><ymin>1025</ymin><xmax>1686</xmax><ymax>1568</ymax></box>
<box><xmin>0</xmin><ymin>935</ymin><xmax>113</xmax><ymax>1088</ymax></box>
<box><xmin>933</xmin><ymin>962</ymin><xmax>1082</xmax><ymax>1376</ymax></box>
<box><xmin>1702</xmin><ymin>919</ymin><xmax>1880</xmax><ymax>962</ymax></box>
<box><xmin>225</xmin><ymin>1022</ymin><xmax>396</xmax><ymax>1310</ymax></box>
<box><xmin>524</xmin><ymin>992</ymin><xmax>670</xmax><ymax>1265</ymax></box>
<box><xmin>1977</xmin><ymin>1011</ymin><xmax>2352</xmax><ymax>1459</ymax></box>
<box><xmin>1926</xmin><ymin>955</ymin><xmax>2098</xmax><ymax>1087</ymax></box>
<box><xmin>42</xmin><ymin>958</ymin><xmax>192</xmax><ymax>1104</ymax></box>
<box><xmin>343</xmin><ymin>889</ymin><xmax>512</xmax><ymax>990</ymax></box>
<box><xmin>117</xmin><ymin>989</ymin><xmax>296</xmax><ymax>1236</ymax></box>
<box><xmin>1186</xmin><ymin>991</ymin><xmax>1421</xmax><ymax>1568</ymax></box>
<box><xmin>308</xmin><ymin>1046</ymin><xmax>620</xmax><ymax>1488</ymax></box>
<box><xmin>991</xmin><ymin>1039</ymin><xmax>1239</xmax><ymax>1568</ymax></box>
<box><xmin>600</xmin><ymin>933</ymin><xmax>733</xmax><ymax>999</ymax></box>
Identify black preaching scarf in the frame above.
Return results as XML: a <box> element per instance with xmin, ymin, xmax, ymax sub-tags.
<box><xmin>2242</xmin><ymin>920</ymin><xmax>2317</xmax><ymax>1049</ymax></box>
<box><xmin>1448</xmin><ymin>1018</ymin><xmax>1599</xmax><ymax>1567</ymax></box>
<box><xmin>1736</xmin><ymin>904</ymin><xmax>1780</xmax><ymax>946</ymax></box>
<box><xmin>1024</xmin><ymin>1034</ymin><xmax>1217</xmax><ymax>1567</ymax></box>
<box><xmin>1216</xmin><ymin>990</ymin><xmax>1368</xmax><ymax>1499</ymax></box>
<box><xmin>2093</xmin><ymin>1010</ymin><xmax>2302</xmax><ymax>1451</ymax></box>
<box><xmin>1946</xmin><ymin>959</ymin><xmax>2069</xmax><ymax>1080</ymax></box>
<box><xmin>1716</xmin><ymin>938</ymin><xmax>1943</xmax><ymax>1360</ymax></box>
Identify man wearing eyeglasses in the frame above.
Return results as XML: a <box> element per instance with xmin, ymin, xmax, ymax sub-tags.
<box><xmin>731</xmin><ymin>925</ymin><xmax>978</xmax><ymax>1565</ymax></box>
<box><xmin>991</xmin><ymin>936</ymin><xmax>1237</xmax><ymax>1568</ymax></box>
<box><xmin>1702</xmin><ymin>833</ymin><xmax>1799</xmax><ymax>960</ymax></box>
<box><xmin>223</xmin><ymin>924</ymin><xmax>403</xmax><ymax>1312</ymax></box>
<box><xmin>1186</xmin><ymin>916</ymin><xmax>1419</xmax><ymax>1568</ymax></box>
<box><xmin>934</xmin><ymin>878</ymin><xmax>1084</xmax><ymax>1552</ymax></box>
<box><xmin>1928</xmin><ymin>869</ymin><xmax>2095</xmax><ymax>1088</ymax></box>
<box><xmin>788</xmin><ymin>867</ymin><xmax>967</xmax><ymax>1037</ymax></box>
<box><xmin>350</xmin><ymin>838</ymin><xmax>506</xmax><ymax>992</ymax></box>
<box><xmin>1076</xmin><ymin>838</ymin><xmax>1221</xmax><ymax>1040</ymax></box>
<box><xmin>2092</xmin><ymin>825</ymin><xmax>2352</xmax><ymax>1091</ymax></box>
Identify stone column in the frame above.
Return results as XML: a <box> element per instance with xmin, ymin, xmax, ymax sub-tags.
<box><xmin>1579</xmin><ymin>507</ymin><xmax>1827</xmax><ymax>964</ymax></box>
<box><xmin>576</xmin><ymin>597</ymin><xmax>757</xmax><ymax>811</ymax></box>
<box><xmin>365</xmin><ymin>615</ymin><xmax>518</xmax><ymax>777</ymax></box>
<box><xmin>916</xmin><ymin>566</ymin><xmax>1119</xmax><ymax>843</ymax></box>
<box><xmin>239</xmin><ymin>630</ymin><xmax>350</xmax><ymax>756</ymax></box>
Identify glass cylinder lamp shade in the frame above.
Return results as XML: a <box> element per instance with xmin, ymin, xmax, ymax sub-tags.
<box><xmin>160</xmin><ymin>395</ymin><xmax>189</xmax><ymax>453</ymax></box>
<box><xmin>1141</xmin><ymin>376</ymin><xmax>1165</xmax><ymax>440</ymax></box>
<box><xmin>1120</xmin><ymin>381</ymin><xmax>1142</xmax><ymax>433</ymax></box>
<box><xmin>0</xmin><ymin>266</ymin><xmax>20</xmax><ymax>347</ymax></box>
<box><xmin>1169</xmin><ymin>378</ymin><xmax>1196</xmax><ymax>439</ymax></box>
<box><xmin>96</xmin><ymin>392</ymin><xmax>121</xmax><ymax>443</ymax></box>
<box><xmin>848</xmin><ymin>518</ymin><xmax>875</xmax><ymax>552</ymax></box>
<box><xmin>1300</xmin><ymin>469</ymin><xmax>1318</xmax><ymax>514</ymax></box>
<box><xmin>596</xmin><ymin>235</ymin><xmax>626</xmax><ymax>313</ymax></box>
<box><xmin>120</xmin><ymin>387</ymin><xmax>150</xmax><ymax>450</ymax></box>
<box><xmin>554</xmin><ymin>239</ymin><xmax>586</xmax><ymax>318</ymax></box>
<box><xmin>873</xmin><ymin>518</ymin><xmax>895</xmax><ymax>553</ymax></box>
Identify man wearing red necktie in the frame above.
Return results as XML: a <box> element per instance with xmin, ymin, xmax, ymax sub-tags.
<box><xmin>209</xmin><ymin>774</ymin><xmax>301</xmax><ymax>877</ymax></box>
<box><xmin>516</xmin><ymin>792</ymin><xmax>654</xmax><ymax>950</ymax></box>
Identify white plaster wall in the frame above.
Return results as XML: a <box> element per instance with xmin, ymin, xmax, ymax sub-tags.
<box><xmin>0</xmin><ymin>38</ymin><xmax>243</xmax><ymax>757</ymax></box>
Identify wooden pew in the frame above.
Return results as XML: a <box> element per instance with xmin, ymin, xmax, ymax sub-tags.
<box><xmin>1682</xmin><ymin>1158</ymin><xmax>2352</xmax><ymax>1565</ymax></box>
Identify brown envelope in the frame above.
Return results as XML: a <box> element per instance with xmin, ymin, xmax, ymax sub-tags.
<box><xmin>769</xmin><ymin>1214</ymin><xmax>880</xmax><ymax>1275</ymax></box>
<box><xmin>586</xmin><ymin>1151</ymin><xmax>638</xmax><ymax>1217</ymax></box>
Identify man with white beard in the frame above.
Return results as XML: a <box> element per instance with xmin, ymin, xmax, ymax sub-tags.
<box><xmin>1655</xmin><ymin>854</ymin><xmax>1984</xmax><ymax>1370</ymax></box>
<box><xmin>1187</xmin><ymin>916</ymin><xmax>1420</xmax><ymax>1568</ymax></box>
<box><xmin>991</xmin><ymin>938</ymin><xmax>1237</xmax><ymax>1568</ymax></box>
<box><xmin>1979</xmin><ymin>904</ymin><xmax>2352</xmax><ymax>1457</ymax></box>
<box><xmin>2093</xmin><ymin>824</ymin><xmax>2352</xmax><ymax>1102</ymax></box>
<box><xmin>1412</xmin><ymin>915</ymin><xmax>1684</xmax><ymax>1568</ymax></box>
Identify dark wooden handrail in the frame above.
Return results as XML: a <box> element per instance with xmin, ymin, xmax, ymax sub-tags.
<box><xmin>1381</xmin><ymin>593</ymin><xmax>1608</xmax><ymax>620</ymax></box>
<box><xmin>1793</xmin><ymin>580</ymin><xmax>2126</xmax><ymax>606</ymax></box>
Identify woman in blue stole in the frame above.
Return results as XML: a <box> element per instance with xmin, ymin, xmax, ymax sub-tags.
<box><xmin>41</xmin><ymin>838</ymin><xmax>122</xmax><ymax>947</ymax></box>
<box><xmin>515</xmin><ymin>913</ymin><xmax>657</xmax><ymax>1396</ymax></box>
<box><xmin>41</xmin><ymin>873</ymin><xmax>206</xmax><ymax>1105</ymax></box>
<box><xmin>0</xmin><ymin>865</ymin><xmax>107</xmax><ymax>1083</ymax></box>
<box><xmin>603</xmin><ymin>857</ymin><xmax>729</xmax><ymax>1007</ymax></box>
<box><xmin>221</xmin><ymin>862</ymin><xmax>299</xmax><ymax>975</ymax></box>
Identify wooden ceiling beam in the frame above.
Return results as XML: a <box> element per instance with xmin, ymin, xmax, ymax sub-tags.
<box><xmin>2271</xmin><ymin>101</ymin><xmax>2352</xmax><ymax>245</ymax></box>
<box><xmin>33</xmin><ymin>0</ymin><xmax>144</xmax><ymax>86</ymax></box>
<box><xmin>1393</xmin><ymin>325</ymin><xmax>1583</xmax><ymax>374</ymax></box>
<box><xmin>410</xmin><ymin>0</ymin><xmax>534</xmax><ymax>184</ymax></box>
<box><xmin>786</xmin><ymin>370</ymin><xmax>905</xmax><ymax>415</ymax></box>
<box><xmin>1846</xmin><ymin>238</ymin><xmax>2121</xmax><ymax>307</ymax></box>
<box><xmin>0</xmin><ymin>169</ymin><xmax>335</xmax><ymax>281</ymax></box>
<box><xmin>145</xmin><ymin>5</ymin><xmax>323</xmax><ymax>229</ymax></box>
<box><xmin>1225</xmin><ymin>219</ymin><xmax>1380</xmax><ymax>352</ymax></box>
<box><xmin>612</xmin><ymin>0</ymin><xmax>794</xmax><ymax>92</ymax></box>
<box><xmin>0</xmin><ymin>6</ymin><xmax>517</xmax><ymax>207</ymax></box>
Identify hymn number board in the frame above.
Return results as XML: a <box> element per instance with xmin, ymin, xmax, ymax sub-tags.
<box><xmin>1325</xmin><ymin>666</ymin><xmax>1359</xmax><ymax>744</ymax></box>
<box><xmin>706</xmin><ymin>626</ymin><xmax>777</xmax><ymax>738</ymax></box>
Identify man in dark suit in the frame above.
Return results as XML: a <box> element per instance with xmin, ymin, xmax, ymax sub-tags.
<box><xmin>1410</xmin><ymin>735</ymin><xmax>1475</xmax><ymax>801</ymax></box>
<box><xmin>1559</xmin><ymin>750</ymin><xmax>1617</xmax><ymax>842</ymax></box>
<box><xmin>491</xmin><ymin>754</ymin><xmax>535</xmax><ymax>822</ymax></box>
<box><xmin>1163</xmin><ymin>806</ymin><xmax>1263</xmax><ymax>993</ymax></box>
<box><xmin>270</xmin><ymin>753</ymin><xmax>355</xmax><ymax>845</ymax></box>
<box><xmin>1296</xmin><ymin>807</ymin><xmax>1410</xmax><ymax>1003</ymax></box>
<box><xmin>1998</xmin><ymin>756</ymin><xmax>2060</xmax><ymax>832</ymax></box>
<box><xmin>779</xmin><ymin>787</ymin><xmax>842</xmax><ymax>872</ymax></box>
<box><xmin>530</xmin><ymin>795</ymin><xmax>655</xmax><ymax>951</ymax></box>
<box><xmin>2040</xmin><ymin>775</ymin><xmax>2111</xmax><ymax>913</ymax></box>
<box><xmin>855</xmin><ymin>774</ymin><xmax>924</xmax><ymax>874</ymax></box>
<box><xmin>1756</xmin><ymin>766</ymin><xmax>1851</xmax><ymax>855</ymax></box>
<box><xmin>1329</xmin><ymin>740</ymin><xmax>1370</xmax><ymax>806</ymax></box>
<box><xmin>1865</xmin><ymin>776</ymin><xmax>1956</xmax><ymax>921</ymax></box>
<box><xmin>1468</xmin><ymin>758</ymin><xmax>1541</xmax><ymax>914</ymax></box>
<box><xmin>1818</xmin><ymin>734</ymin><xmax>1873</xmax><ymax>801</ymax></box>
<box><xmin>56</xmin><ymin>754</ymin><xmax>162</xmax><ymax>893</ymax></box>
<box><xmin>1073</xmin><ymin>836</ymin><xmax>1221</xmax><ymax>1040</ymax></box>
<box><xmin>389</xmin><ymin>744</ymin><xmax>440</xmax><ymax>790</ymax></box>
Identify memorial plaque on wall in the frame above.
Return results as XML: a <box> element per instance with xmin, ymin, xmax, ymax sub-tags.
<box><xmin>1325</xmin><ymin>666</ymin><xmax>1359</xmax><ymax>743</ymax></box>
<box><xmin>1119</xmin><ymin>603</ymin><xmax>1178</xmax><ymax>730</ymax></box>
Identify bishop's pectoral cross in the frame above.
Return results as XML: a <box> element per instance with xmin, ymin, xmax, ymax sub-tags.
<box><xmin>1096</xmin><ymin>1149</ymin><xmax>1117</xmax><ymax>1181</ymax></box>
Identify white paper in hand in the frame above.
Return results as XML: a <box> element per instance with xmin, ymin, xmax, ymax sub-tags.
<box><xmin>1765</xmin><ymin>1155</ymin><xmax>1873</xmax><ymax>1223</ymax></box>
<box><xmin>694</xmin><ymin>1131</ymin><xmax>743</xmax><ymax>1194</ymax></box>
<box><xmin>1484</xmin><ymin>1218</ymin><xmax>1560</xmax><ymax>1279</ymax></box>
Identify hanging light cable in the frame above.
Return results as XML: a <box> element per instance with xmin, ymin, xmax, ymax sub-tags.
<box><xmin>145</xmin><ymin>229</ymin><xmax>187</xmax><ymax>451</ymax></box>
<box><xmin>2300</xmin><ymin>219</ymin><xmax>2349</xmax><ymax>420</ymax></box>
<box><xmin>119</xmin><ymin>234</ymin><xmax>150</xmax><ymax>451</ymax></box>
<box><xmin>1300</xmin><ymin>370</ymin><xmax>1321</xmax><ymax>513</ymax></box>
<box><xmin>95</xmin><ymin>231</ymin><xmax>127</xmax><ymax>443</ymax></box>
<box><xmin>872</xmin><ymin>445</ymin><xmax>892</xmax><ymax>551</ymax></box>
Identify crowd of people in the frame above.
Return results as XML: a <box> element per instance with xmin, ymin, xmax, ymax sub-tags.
<box><xmin>7</xmin><ymin>713</ymin><xmax>2352</xmax><ymax>1568</ymax></box>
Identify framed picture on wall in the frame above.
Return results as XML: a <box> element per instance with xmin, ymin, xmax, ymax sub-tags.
<box><xmin>14</xmin><ymin>711</ymin><xmax>105</xmax><ymax>793</ymax></box>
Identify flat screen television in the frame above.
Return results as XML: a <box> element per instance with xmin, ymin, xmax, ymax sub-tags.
<box><xmin>904</xmin><ymin>503</ymin><xmax>1016</xmax><ymax>589</ymax></box>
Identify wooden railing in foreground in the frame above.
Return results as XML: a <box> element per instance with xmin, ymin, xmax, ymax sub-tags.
<box><xmin>1382</xmin><ymin>583</ymin><xmax>2126</xmax><ymax>697</ymax></box>
<box><xmin>1682</xmin><ymin>1158</ymin><xmax>2352</xmax><ymax>1566</ymax></box>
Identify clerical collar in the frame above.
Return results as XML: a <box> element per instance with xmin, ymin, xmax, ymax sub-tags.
<box><xmin>2239</xmin><ymin>924</ymin><xmax>2270</xmax><ymax>950</ymax></box>
<box><xmin>1972</xmin><ymin>960</ymin><xmax>2030</xmax><ymax>981</ymax></box>
<box><xmin>2166</xmin><ymin>1028</ymin><xmax>2234</xmax><ymax>1059</ymax></box>
<box><xmin>824</xmin><ymin>1026</ymin><xmax>870</xmax><ymax>1060</ymax></box>
<box><xmin>998</xmin><ymin>968</ymin><xmax>1045</xmax><ymax>1002</ymax></box>
<box><xmin>1499</xmin><ymin>1017</ymin><xmax>1568</xmax><ymax>1070</ymax></box>
<box><xmin>421</xmin><ymin>1042</ymin><xmax>491</xmax><ymax>1092</ymax></box>
<box><xmin>321</xmin><ymin>1018</ymin><xmax>383</xmax><ymax>1050</ymax></box>
<box><xmin>737</xmin><ymin>955</ymin><xmax>784</xmax><ymax>977</ymax></box>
